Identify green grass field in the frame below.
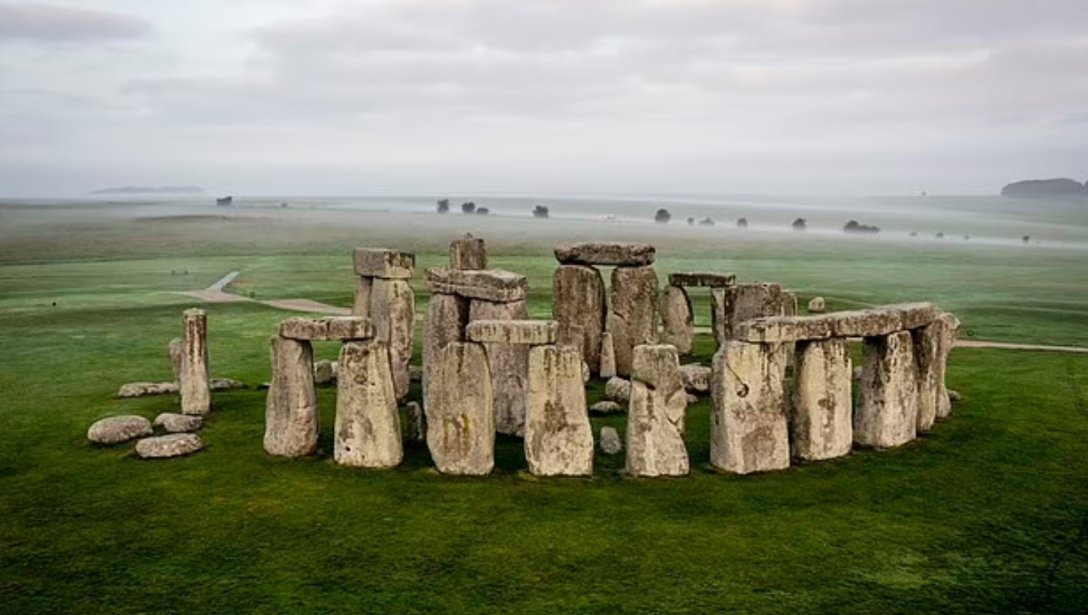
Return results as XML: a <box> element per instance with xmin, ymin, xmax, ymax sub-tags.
<box><xmin>1</xmin><ymin>203</ymin><xmax>1087</xmax><ymax>613</ymax></box>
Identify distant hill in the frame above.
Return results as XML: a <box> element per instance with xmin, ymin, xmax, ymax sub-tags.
<box><xmin>1000</xmin><ymin>178</ymin><xmax>1086</xmax><ymax>200</ymax></box>
<box><xmin>90</xmin><ymin>185</ymin><xmax>206</xmax><ymax>195</ymax></box>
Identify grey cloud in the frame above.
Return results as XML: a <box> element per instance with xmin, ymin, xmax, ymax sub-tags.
<box><xmin>0</xmin><ymin>4</ymin><xmax>151</xmax><ymax>43</ymax></box>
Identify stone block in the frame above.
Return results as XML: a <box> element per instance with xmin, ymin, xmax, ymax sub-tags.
<box><xmin>667</xmin><ymin>272</ymin><xmax>736</xmax><ymax>288</ymax></box>
<box><xmin>679</xmin><ymin>363</ymin><xmax>711</xmax><ymax>394</ymax></box>
<box><xmin>855</xmin><ymin>331</ymin><xmax>919</xmax><ymax>448</ymax></box>
<box><xmin>608</xmin><ymin>265</ymin><xmax>659</xmax><ymax>376</ymax></box>
<box><xmin>469</xmin><ymin>299</ymin><xmax>529</xmax><ymax>436</ymax></box>
<box><xmin>369</xmin><ymin>278</ymin><xmax>414</xmax><ymax>401</ymax></box>
<box><xmin>422</xmin><ymin>293</ymin><xmax>469</xmax><ymax>394</ymax></box>
<box><xmin>180</xmin><ymin>308</ymin><xmax>210</xmax><ymax>416</ymax></box>
<box><xmin>335</xmin><ymin>341</ymin><xmax>403</xmax><ymax>468</ymax></box>
<box><xmin>790</xmin><ymin>338</ymin><xmax>853</xmax><ymax>461</ymax></box>
<box><xmin>553</xmin><ymin>265</ymin><xmax>606</xmax><ymax>371</ymax></box>
<box><xmin>426</xmin><ymin>267</ymin><xmax>528</xmax><ymax>302</ymax></box>
<box><xmin>660</xmin><ymin>285</ymin><xmax>694</xmax><ymax>355</ymax></box>
<box><xmin>465</xmin><ymin>319</ymin><xmax>559</xmax><ymax>345</ymax></box>
<box><xmin>264</xmin><ymin>336</ymin><xmax>318</xmax><ymax>457</ymax></box>
<box><xmin>423</xmin><ymin>342</ymin><xmax>495</xmax><ymax>475</ymax></box>
<box><xmin>631</xmin><ymin>344</ymin><xmax>684</xmax><ymax>391</ymax></box>
<box><xmin>710</xmin><ymin>340</ymin><xmax>791</xmax><ymax>474</ymax></box>
<box><xmin>626</xmin><ymin>350</ymin><xmax>689</xmax><ymax>478</ymax></box>
<box><xmin>450</xmin><ymin>234</ymin><xmax>487</xmax><ymax>270</ymax></box>
<box><xmin>734</xmin><ymin>315</ymin><xmax>835</xmax><ymax>343</ymax></box>
<box><xmin>524</xmin><ymin>345</ymin><xmax>594</xmax><ymax>476</ymax></box>
<box><xmin>353</xmin><ymin>247</ymin><xmax>415</xmax><ymax>279</ymax></box>
<box><xmin>599</xmin><ymin>331</ymin><xmax>617</xmax><ymax>379</ymax></box>
<box><xmin>711</xmin><ymin>283</ymin><xmax>795</xmax><ymax>343</ymax></box>
<box><xmin>554</xmin><ymin>241</ymin><xmax>655</xmax><ymax>266</ymax></box>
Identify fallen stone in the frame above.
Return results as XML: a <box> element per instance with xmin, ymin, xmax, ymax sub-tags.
<box><xmin>314</xmin><ymin>360</ymin><xmax>335</xmax><ymax>385</ymax></box>
<box><xmin>168</xmin><ymin>337</ymin><xmax>183</xmax><ymax>383</ymax></box>
<box><xmin>423</xmin><ymin>342</ymin><xmax>495</xmax><ymax>475</ymax></box>
<box><xmin>626</xmin><ymin>345</ymin><xmax>688</xmax><ymax>477</ymax></box>
<box><xmin>667</xmin><ymin>272</ymin><xmax>736</xmax><ymax>288</ymax></box>
<box><xmin>465</xmin><ymin>319</ymin><xmax>559</xmax><ymax>345</ymax></box>
<box><xmin>600</xmin><ymin>426</ymin><xmax>623</xmax><ymax>455</ymax></box>
<box><xmin>604</xmin><ymin>377</ymin><xmax>631</xmax><ymax>402</ymax></box>
<box><xmin>660</xmin><ymin>285</ymin><xmax>694</xmax><ymax>355</ymax></box>
<box><xmin>135</xmin><ymin>433</ymin><xmax>203</xmax><ymax>459</ymax></box>
<box><xmin>180</xmin><ymin>308</ymin><xmax>211</xmax><ymax>416</ymax></box>
<box><xmin>590</xmin><ymin>400</ymin><xmax>623</xmax><ymax>414</ymax></box>
<box><xmin>335</xmin><ymin>341</ymin><xmax>403</xmax><ymax>468</ymax></box>
<box><xmin>679</xmin><ymin>364</ymin><xmax>711</xmax><ymax>394</ymax></box>
<box><xmin>855</xmin><ymin>331</ymin><xmax>919</xmax><ymax>448</ymax></box>
<box><xmin>210</xmin><ymin>377</ymin><xmax>246</xmax><ymax>391</ymax></box>
<box><xmin>117</xmin><ymin>382</ymin><xmax>178</xmax><ymax>398</ymax></box>
<box><xmin>554</xmin><ymin>241</ymin><xmax>655</xmax><ymax>266</ymax></box>
<box><xmin>278</xmin><ymin>317</ymin><xmax>375</xmax><ymax>341</ymax></box>
<box><xmin>599</xmin><ymin>331</ymin><xmax>617</xmax><ymax>379</ymax></box>
<box><xmin>88</xmin><ymin>415</ymin><xmax>153</xmax><ymax>444</ymax></box>
<box><xmin>449</xmin><ymin>234</ymin><xmax>488</xmax><ymax>270</ymax></box>
<box><xmin>734</xmin><ymin>315</ymin><xmax>835</xmax><ymax>343</ymax></box>
<box><xmin>808</xmin><ymin>296</ymin><xmax>826</xmax><ymax>313</ymax></box>
<box><xmin>553</xmin><ymin>264</ymin><xmax>606</xmax><ymax>372</ymax></box>
<box><xmin>404</xmin><ymin>401</ymin><xmax>425</xmax><ymax>443</ymax></box>
<box><xmin>470</xmin><ymin>299</ymin><xmax>530</xmax><ymax>436</ymax></box>
<box><xmin>153</xmin><ymin>412</ymin><xmax>203</xmax><ymax>433</ymax></box>
<box><xmin>608</xmin><ymin>265</ymin><xmax>659</xmax><ymax>376</ymax></box>
<box><xmin>353</xmin><ymin>247</ymin><xmax>415</xmax><ymax>279</ymax></box>
<box><xmin>710</xmin><ymin>340</ymin><xmax>791</xmax><ymax>474</ymax></box>
<box><xmin>369</xmin><ymin>278</ymin><xmax>415</xmax><ymax>401</ymax></box>
<box><xmin>524</xmin><ymin>345</ymin><xmax>594</xmax><ymax>476</ymax></box>
<box><xmin>264</xmin><ymin>336</ymin><xmax>319</xmax><ymax>457</ymax></box>
<box><xmin>790</xmin><ymin>338</ymin><xmax>852</xmax><ymax>461</ymax></box>
<box><xmin>426</xmin><ymin>267</ymin><xmax>528</xmax><ymax>302</ymax></box>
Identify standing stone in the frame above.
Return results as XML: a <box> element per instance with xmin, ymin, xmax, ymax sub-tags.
<box><xmin>553</xmin><ymin>264</ymin><xmax>606</xmax><ymax>372</ymax></box>
<box><xmin>450</xmin><ymin>234</ymin><xmax>487</xmax><ymax>270</ymax></box>
<box><xmin>313</xmin><ymin>359</ymin><xmax>335</xmax><ymax>385</ymax></box>
<box><xmin>422</xmin><ymin>293</ymin><xmax>469</xmax><ymax>396</ymax></box>
<box><xmin>600</xmin><ymin>426</ymin><xmax>623</xmax><ymax>455</ymax></box>
<box><xmin>710</xmin><ymin>341</ymin><xmax>791</xmax><ymax>474</ymax></box>
<box><xmin>264</xmin><ymin>336</ymin><xmax>318</xmax><ymax>457</ymax></box>
<box><xmin>352</xmin><ymin>276</ymin><xmax>372</xmax><ymax>317</ymax></box>
<box><xmin>335</xmin><ymin>341</ymin><xmax>403</xmax><ymax>468</ymax></box>
<box><xmin>679</xmin><ymin>364</ymin><xmax>712</xmax><ymax>394</ymax></box>
<box><xmin>424</xmin><ymin>342</ymin><xmax>495</xmax><ymax>475</ymax></box>
<box><xmin>599</xmin><ymin>331</ymin><xmax>617</xmax><ymax>379</ymax></box>
<box><xmin>180</xmin><ymin>309</ymin><xmax>211</xmax><ymax>416</ymax></box>
<box><xmin>790</xmin><ymin>338</ymin><xmax>852</xmax><ymax>461</ymax></box>
<box><xmin>469</xmin><ymin>298</ymin><xmax>529</xmax><ymax>436</ymax></box>
<box><xmin>626</xmin><ymin>345</ymin><xmax>688</xmax><ymax>477</ymax></box>
<box><xmin>608</xmin><ymin>266</ymin><xmax>659</xmax><ymax>377</ymax></box>
<box><xmin>712</xmin><ymin>283</ymin><xmax>794</xmax><ymax>344</ymax></box>
<box><xmin>855</xmin><ymin>331</ymin><xmax>919</xmax><ymax>448</ymax></box>
<box><xmin>711</xmin><ymin>287</ymin><xmax>728</xmax><ymax>346</ymax></box>
<box><xmin>660</xmin><ymin>284</ymin><xmax>694</xmax><ymax>356</ymax></box>
<box><xmin>370</xmin><ymin>278</ymin><xmax>415</xmax><ymax>402</ymax></box>
<box><xmin>168</xmin><ymin>337</ymin><xmax>183</xmax><ymax>383</ymax></box>
<box><xmin>911</xmin><ymin>323</ymin><xmax>940</xmax><ymax>433</ymax></box>
<box><xmin>934</xmin><ymin>313</ymin><xmax>960</xmax><ymax>420</ymax></box>
<box><xmin>524</xmin><ymin>345</ymin><xmax>593</xmax><ymax>476</ymax></box>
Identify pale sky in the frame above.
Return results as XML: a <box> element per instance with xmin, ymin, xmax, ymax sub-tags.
<box><xmin>1</xmin><ymin>0</ymin><xmax>1086</xmax><ymax>197</ymax></box>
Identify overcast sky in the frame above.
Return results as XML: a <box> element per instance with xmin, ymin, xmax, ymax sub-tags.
<box><xmin>1</xmin><ymin>0</ymin><xmax>1086</xmax><ymax>197</ymax></box>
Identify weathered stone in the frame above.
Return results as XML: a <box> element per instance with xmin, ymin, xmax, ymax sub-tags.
<box><xmin>425</xmin><ymin>267</ymin><xmax>528</xmax><ymax>302</ymax></box>
<box><xmin>855</xmin><ymin>331</ymin><xmax>919</xmax><ymax>448</ymax></box>
<box><xmin>552</xmin><ymin>265</ymin><xmax>606</xmax><ymax>372</ymax></box>
<box><xmin>660</xmin><ymin>285</ymin><xmax>694</xmax><ymax>355</ymax></box>
<box><xmin>556</xmin><ymin>322</ymin><xmax>585</xmax><ymax>352</ymax></box>
<box><xmin>828</xmin><ymin>303</ymin><xmax>940</xmax><ymax>338</ymax></box>
<box><xmin>790</xmin><ymin>338</ymin><xmax>852</xmax><ymax>461</ymax></box>
<box><xmin>686</xmin><ymin>393</ymin><xmax>698</xmax><ymax>405</ymax></box>
<box><xmin>626</xmin><ymin>345</ymin><xmax>688</xmax><ymax>477</ymax></box>
<box><xmin>87</xmin><ymin>415</ymin><xmax>153</xmax><ymax>444</ymax></box>
<box><xmin>590</xmin><ymin>400</ymin><xmax>623</xmax><ymax>414</ymax></box>
<box><xmin>948</xmin><ymin>389</ymin><xmax>962</xmax><ymax>403</ymax></box>
<box><xmin>353</xmin><ymin>247</ymin><xmax>415</xmax><ymax>279</ymax></box>
<box><xmin>313</xmin><ymin>359</ymin><xmax>335</xmax><ymax>385</ymax></box>
<box><xmin>369</xmin><ymin>278</ymin><xmax>415</xmax><ymax>401</ymax></box>
<box><xmin>449</xmin><ymin>234</ymin><xmax>488</xmax><ymax>270</ymax></box>
<box><xmin>912</xmin><ymin>322</ymin><xmax>941</xmax><ymax>433</ymax></box>
<box><xmin>679</xmin><ymin>363</ymin><xmax>711</xmax><ymax>394</ymax></box>
<box><xmin>600</xmin><ymin>426</ymin><xmax>623</xmax><ymax>455</ymax></box>
<box><xmin>278</xmin><ymin>317</ymin><xmax>375</xmax><ymax>341</ymax></box>
<box><xmin>135</xmin><ymin>433</ymin><xmax>203</xmax><ymax>459</ymax></box>
<box><xmin>352</xmin><ymin>276</ymin><xmax>372</xmax><ymax>317</ymax></box>
<box><xmin>423</xmin><ymin>342</ymin><xmax>495</xmax><ymax>475</ymax></box>
<box><xmin>604</xmin><ymin>377</ymin><xmax>631</xmax><ymax>402</ymax></box>
<box><xmin>404</xmin><ymin>401</ymin><xmax>425</xmax><ymax>443</ymax></box>
<box><xmin>896</xmin><ymin>302</ymin><xmax>943</xmax><ymax>330</ymax></box>
<box><xmin>710</xmin><ymin>340</ymin><xmax>791</xmax><ymax>474</ymax></box>
<box><xmin>153</xmin><ymin>412</ymin><xmax>203</xmax><ymax>433</ymax></box>
<box><xmin>711</xmin><ymin>283</ymin><xmax>795</xmax><ymax>344</ymax></box>
<box><xmin>264</xmin><ymin>336</ymin><xmax>318</xmax><ymax>457</ymax></box>
<box><xmin>117</xmin><ymin>382</ymin><xmax>177</xmax><ymax>398</ymax></box>
<box><xmin>168</xmin><ymin>337</ymin><xmax>183</xmax><ymax>383</ymax></box>
<box><xmin>327</xmin><ymin>316</ymin><xmax>377</xmax><ymax>341</ymax></box>
<box><xmin>466</xmin><ymin>319</ymin><xmax>558</xmax><ymax>345</ymax></box>
<box><xmin>667</xmin><ymin>272</ymin><xmax>736</xmax><ymax>288</ymax></box>
<box><xmin>935</xmin><ymin>313</ymin><xmax>960</xmax><ymax>419</ymax></box>
<box><xmin>808</xmin><ymin>296</ymin><xmax>826</xmax><ymax>313</ymax></box>
<box><xmin>210</xmin><ymin>377</ymin><xmax>245</xmax><ymax>391</ymax></box>
<box><xmin>422</xmin><ymin>293</ymin><xmax>469</xmax><ymax>395</ymax></box>
<box><xmin>180</xmin><ymin>308</ymin><xmax>210</xmax><ymax>416</ymax></box>
<box><xmin>335</xmin><ymin>341</ymin><xmax>403</xmax><ymax>468</ymax></box>
<box><xmin>470</xmin><ymin>299</ymin><xmax>529</xmax><ymax>436</ymax></box>
<box><xmin>599</xmin><ymin>331</ymin><xmax>617</xmax><ymax>379</ymax></box>
<box><xmin>734</xmin><ymin>315</ymin><xmax>835</xmax><ymax>343</ymax></box>
<box><xmin>608</xmin><ymin>265</ymin><xmax>659</xmax><ymax>376</ymax></box>
<box><xmin>554</xmin><ymin>241</ymin><xmax>655</xmax><ymax>266</ymax></box>
<box><xmin>524</xmin><ymin>345</ymin><xmax>594</xmax><ymax>476</ymax></box>
<box><xmin>409</xmin><ymin>365</ymin><xmax>422</xmax><ymax>382</ymax></box>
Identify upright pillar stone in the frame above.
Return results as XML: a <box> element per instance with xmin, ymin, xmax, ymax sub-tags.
<box><xmin>912</xmin><ymin>322</ymin><xmax>941</xmax><ymax>433</ymax></box>
<box><xmin>423</xmin><ymin>342</ymin><xmax>494</xmax><ymax>475</ymax></box>
<box><xmin>790</xmin><ymin>338</ymin><xmax>852</xmax><ymax>461</ymax></box>
<box><xmin>599</xmin><ymin>331</ymin><xmax>617</xmax><ymax>379</ymax></box>
<box><xmin>553</xmin><ymin>264</ymin><xmax>607</xmax><ymax>372</ymax></box>
<box><xmin>335</xmin><ymin>341</ymin><xmax>403</xmax><ymax>468</ymax></box>
<box><xmin>264</xmin><ymin>336</ymin><xmax>318</xmax><ymax>457</ymax></box>
<box><xmin>370</xmin><ymin>278</ymin><xmax>415</xmax><ymax>402</ymax></box>
<box><xmin>660</xmin><ymin>284</ymin><xmax>694</xmax><ymax>356</ymax></box>
<box><xmin>469</xmin><ymin>298</ymin><xmax>529</xmax><ymax>436</ymax></box>
<box><xmin>712</xmin><ymin>283</ymin><xmax>794</xmax><ymax>343</ymax></box>
<box><xmin>450</xmin><ymin>234</ymin><xmax>488</xmax><ymax>270</ymax></box>
<box><xmin>525</xmin><ymin>345</ymin><xmax>593</xmax><ymax>477</ymax></box>
<box><xmin>934</xmin><ymin>312</ymin><xmax>960</xmax><ymax>420</ymax></box>
<box><xmin>711</xmin><ymin>287</ymin><xmax>728</xmax><ymax>346</ymax></box>
<box><xmin>180</xmin><ymin>308</ymin><xmax>210</xmax><ymax>416</ymax></box>
<box><xmin>710</xmin><ymin>340</ymin><xmax>791</xmax><ymax>474</ymax></box>
<box><xmin>626</xmin><ymin>344</ymin><xmax>688</xmax><ymax>477</ymax></box>
<box><xmin>855</xmin><ymin>330</ymin><xmax>919</xmax><ymax>448</ymax></box>
<box><xmin>608</xmin><ymin>266</ymin><xmax>659</xmax><ymax>377</ymax></box>
<box><xmin>422</xmin><ymin>293</ymin><xmax>469</xmax><ymax>396</ymax></box>
<box><xmin>352</xmin><ymin>277</ymin><xmax>372</xmax><ymax>317</ymax></box>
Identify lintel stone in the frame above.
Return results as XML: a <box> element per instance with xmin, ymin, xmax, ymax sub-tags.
<box><xmin>667</xmin><ymin>272</ymin><xmax>737</xmax><ymax>288</ymax></box>
<box><xmin>425</xmin><ymin>267</ymin><xmax>528</xmax><ymax>302</ymax></box>
<box><xmin>279</xmin><ymin>316</ymin><xmax>375</xmax><ymax>341</ymax></box>
<box><xmin>465</xmin><ymin>319</ymin><xmax>559</xmax><ymax>345</ymax></box>
<box><xmin>554</xmin><ymin>241</ymin><xmax>655</xmax><ymax>266</ymax></box>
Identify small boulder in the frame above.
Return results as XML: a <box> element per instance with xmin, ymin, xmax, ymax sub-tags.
<box><xmin>88</xmin><ymin>415</ymin><xmax>153</xmax><ymax>444</ymax></box>
<box><xmin>949</xmin><ymin>390</ymin><xmax>962</xmax><ymax>403</ymax></box>
<box><xmin>135</xmin><ymin>433</ymin><xmax>204</xmax><ymax>459</ymax></box>
<box><xmin>153</xmin><ymin>412</ymin><xmax>203</xmax><ymax>433</ymax></box>
<box><xmin>210</xmin><ymin>378</ymin><xmax>246</xmax><ymax>391</ymax></box>
<box><xmin>604</xmin><ymin>377</ymin><xmax>631</xmax><ymax>402</ymax></box>
<box><xmin>117</xmin><ymin>382</ymin><xmax>177</xmax><ymax>398</ymax></box>
<box><xmin>590</xmin><ymin>400</ymin><xmax>623</xmax><ymax>414</ymax></box>
<box><xmin>808</xmin><ymin>297</ymin><xmax>827</xmax><ymax>313</ymax></box>
<box><xmin>409</xmin><ymin>365</ymin><xmax>423</xmax><ymax>382</ymax></box>
<box><xmin>600</xmin><ymin>427</ymin><xmax>623</xmax><ymax>455</ymax></box>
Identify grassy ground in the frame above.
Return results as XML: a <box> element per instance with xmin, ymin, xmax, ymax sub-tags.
<box><xmin>1</xmin><ymin>203</ymin><xmax>1087</xmax><ymax>612</ymax></box>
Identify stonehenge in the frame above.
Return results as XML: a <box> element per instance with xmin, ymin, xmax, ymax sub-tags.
<box><xmin>352</xmin><ymin>248</ymin><xmax>415</xmax><ymax>402</ymax></box>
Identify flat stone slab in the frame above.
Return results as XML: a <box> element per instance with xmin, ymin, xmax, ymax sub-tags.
<box><xmin>465</xmin><ymin>319</ymin><xmax>558</xmax><ymax>345</ymax></box>
<box><xmin>589</xmin><ymin>400</ymin><xmax>623</xmax><ymax>414</ymax></box>
<box><xmin>278</xmin><ymin>316</ymin><xmax>375</xmax><ymax>341</ymax></box>
<box><xmin>135</xmin><ymin>433</ymin><xmax>204</xmax><ymax>459</ymax></box>
<box><xmin>353</xmin><ymin>248</ymin><xmax>415</xmax><ymax>279</ymax></box>
<box><xmin>734</xmin><ymin>315</ymin><xmax>836</xmax><ymax>343</ymax></box>
<box><xmin>554</xmin><ymin>242</ymin><xmax>655</xmax><ymax>266</ymax></box>
<box><xmin>117</xmin><ymin>381</ymin><xmax>178</xmax><ymax>398</ymax></box>
<box><xmin>425</xmin><ymin>267</ymin><xmax>528</xmax><ymax>302</ymax></box>
<box><xmin>829</xmin><ymin>303</ymin><xmax>941</xmax><ymax>337</ymax></box>
<box><xmin>153</xmin><ymin>413</ymin><xmax>203</xmax><ymax>433</ymax></box>
<box><xmin>667</xmin><ymin>272</ymin><xmax>736</xmax><ymax>288</ymax></box>
<box><xmin>88</xmin><ymin>415</ymin><xmax>153</xmax><ymax>444</ymax></box>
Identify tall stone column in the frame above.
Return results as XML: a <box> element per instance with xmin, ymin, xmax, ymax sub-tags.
<box><xmin>608</xmin><ymin>265</ymin><xmax>659</xmax><ymax>377</ymax></box>
<box><xmin>660</xmin><ymin>284</ymin><xmax>694</xmax><ymax>356</ymax></box>
<box><xmin>180</xmin><ymin>308</ymin><xmax>210</xmax><ymax>416</ymax></box>
<box><xmin>335</xmin><ymin>340</ymin><xmax>403</xmax><ymax>468</ymax></box>
<box><xmin>934</xmin><ymin>312</ymin><xmax>960</xmax><ymax>420</ymax></box>
<box><xmin>626</xmin><ymin>344</ymin><xmax>689</xmax><ymax>477</ymax></box>
<box><xmin>469</xmin><ymin>298</ymin><xmax>529</xmax><ymax>436</ymax></box>
<box><xmin>422</xmin><ymin>293</ymin><xmax>469</xmax><ymax>395</ymax></box>
<box><xmin>353</xmin><ymin>248</ymin><xmax>416</xmax><ymax>403</ymax></box>
<box><xmin>424</xmin><ymin>341</ymin><xmax>495</xmax><ymax>475</ymax></box>
<box><xmin>264</xmin><ymin>336</ymin><xmax>318</xmax><ymax>457</ymax></box>
<box><xmin>553</xmin><ymin>264</ymin><xmax>607</xmax><ymax>372</ymax></box>
<box><xmin>710</xmin><ymin>340</ymin><xmax>791</xmax><ymax>474</ymax></box>
<box><xmin>790</xmin><ymin>338</ymin><xmax>852</xmax><ymax>461</ymax></box>
<box><xmin>912</xmin><ymin>322</ymin><xmax>941</xmax><ymax>433</ymax></box>
<box><xmin>525</xmin><ymin>344</ymin><xmax>593</xmax><ymax>477</ymax></box>
<box><xmin>855</xmin><ymin>330</ymin><xmax>919</xmax><ymax>448</ymax></box>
